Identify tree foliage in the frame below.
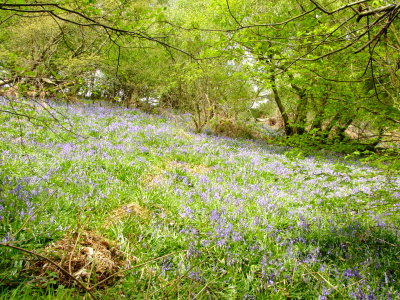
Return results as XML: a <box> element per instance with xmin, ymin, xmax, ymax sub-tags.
<box><xmin>0</xmin><ymin>0</ymin><xmax>399</xmax><ymax>147</ymax></box>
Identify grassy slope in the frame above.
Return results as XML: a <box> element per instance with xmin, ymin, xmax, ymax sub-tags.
<box><xmin>0</xmin><ymin>99</ymin><xmax>399</xmax><ymax>299</ymax></box>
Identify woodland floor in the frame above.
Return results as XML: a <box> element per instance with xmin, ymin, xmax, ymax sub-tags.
<box><xmin>0</xmin><ymin>98</ymin><xmax>399</xmax><ymax>299</ymax></box>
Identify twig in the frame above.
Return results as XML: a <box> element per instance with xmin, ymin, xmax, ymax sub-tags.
<box><xmin>310</xmin><ymin>0</ymin><xmax>370</xmax><ymax>15</ymax></box>
<box><xmin>154</xmin><ymin>261</ymin><xmax>206</xmax><ymax>297</ymax></box>
<box><xmin>0</xmin><ymin>3</ymin><xmax>195</xmax><ymax>59</ymax></box>
<box><xmin>69</xmin><ymin>231</ymin><xmax>81</xmax><ymax>274</ymax></box>
<box><xmin>356</xmin><ymin>7</ymin><xmax>400</xmax><ymax>52</ymax></box>
<box><xmin>0</xmin><ymin>242</ymin><xmax>96</xmax><ymax>299</ymax></box>
<box><xmin>193</xmin><ymin>274</ymin><xmax>223</xmax><ymax>299</ymax></box>
<box><xmin>90</xmin><ymin>249</ymin><xmax>188</xmax><ymax>289</ymax></box>
<box><xmin>356</xmin><ymin>4</ymin><xmax>399</xmax><ymax>21</ymax></box>
<box><xmin>226</xmin><ymin>0</ymin><xmax>242</xmax><ymax>27</ymax></box>
<box><xmin>301</xmin><ymin>263</ymin><xmax>344</xmax><ymax>297</ymax></box>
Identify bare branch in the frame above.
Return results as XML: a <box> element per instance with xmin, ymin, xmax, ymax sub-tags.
<box><xmin>162</xmin><ymin>7</ymin><xmax>318</xmax><ymax>33</ymax></box>
<box><xmin>357</xmin><ymin>4</ymin><xmax>399</xmax><ymax>21</ymax></box>
<box><xmin>309</xmin><ymin>0</ymin><xmax>371</xmax><ymax>15</ymax></box>
<box><xmin>301</xmin><ymin>66</ymin><xmax>367</xmax><ymax>83</ymax></box>
<box><xmin>226</xmin><ymin>0</ymin><xmax>242</xmax><ymax>27</ymax></box>
<box><xmin>297</xmin><ymin>10</ymin><xmax>391</xmax><ymax>62</ymax></box>
<box><xmin>0</xmin><ymin>3</ymin><xmax>194</xmax><ymax>58</ymax></box>
<box><xmin>0</xmin><ymin>242</ymin><xmax>95</xmax><ymax>299</ymax></box>
<box><xmin>355</xmin><ymin>7</ymin><xmax>400</xmax><ymax>53</ymax></box>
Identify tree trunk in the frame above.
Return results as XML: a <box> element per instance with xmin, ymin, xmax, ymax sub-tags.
<box><xmin>288</xmin><ymin>73</ymin><xmax>308</xmax><ymax>135</ymax></box>
<box><xmin>271</xmin><ymin>73</ymin><xmax>292</xmax><ymax>136</ymax></box>
<box><xmin>291</xmin><ymin>92</ymin><xmax>307</xmax><ymax>135</ymax></box>
<box><xmin>331</xmin><ymin>117</ymin><xmax>354</xmax><ymax>141</ymax></box>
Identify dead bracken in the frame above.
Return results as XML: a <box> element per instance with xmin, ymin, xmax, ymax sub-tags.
<box><xmin>26</xmin><ymin>230</ymin><xmax>131</xmax><ymax>288</ymax></box>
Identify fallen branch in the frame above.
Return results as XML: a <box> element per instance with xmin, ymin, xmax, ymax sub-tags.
<box><xmin>0</xmin><ymin>242</ymin><xmax>96</xmax><ymax>299</ymax></box>
<box><xmin>90</xmin><ymin>249</ymin><xmax>188</xmax><ymax>289</ymax></box>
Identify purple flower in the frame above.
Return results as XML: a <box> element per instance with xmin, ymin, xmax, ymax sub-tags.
<box><xmin>179</xmin><ymin>205</ymin><xmax>193</xmax><ymax>219</ymax></box>
<box><xmin>2</xmin><ymin>232</ymin><xmax>10</xmax><ymax>242</ymax></box>
<box><xmin>216</xmin><ymin>239</ymin><xmax>226</xmax><ymax>247</ymax></box>
<box><xmin>161</xmin><ymin>259</ymin><xmax>173</xmax><ymax>272</ymax></box>
<box><xmin>261</xmin><ymin>255</ymin><xmax>268</xmax><ymax>267</ymax></box>
<box><xmin>298</xmin><ymin>216</ymin><xmax>309</xmax><ymax>230</ymax></box>
<box><xmin>188</xmin><ymin>270</ymin><xmax>202</xmax><ymax>282</ymax></box>
<box><xmin>319</xmin><ymin>287</ymin><xmax>331</xmax><ymax>300</ymax></box>
<box><xmin>343</xmin><ymin>268</ymin><xmax>361</xmax><ymax>279</ymax></box>
<box><xmin>210</xmin><ymin>209</ymin><xmax>220</xmax><ymax>222</ymax></box>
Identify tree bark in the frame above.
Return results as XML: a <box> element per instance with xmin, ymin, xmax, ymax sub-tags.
<box><xmin>289</xmin><ymin>76</ymin><xmax>308</xmax><ymax>135</ymax></box>
<box><xmin>270</xmin><ymin>73</ymin><xmax>292</xmax><ymax>136</ymax></box>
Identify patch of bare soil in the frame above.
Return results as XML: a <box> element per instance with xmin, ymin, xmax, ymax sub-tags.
<box><xmin>26</xmin><ymin>230</ymin><xmax>130</xmax><ymax>288</ymax></box>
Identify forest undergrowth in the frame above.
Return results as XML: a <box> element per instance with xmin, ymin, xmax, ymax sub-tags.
<box><xmin>0</xmin><ymin>98</ymin><xmax>399</xmax><ymax>299</ymax></box>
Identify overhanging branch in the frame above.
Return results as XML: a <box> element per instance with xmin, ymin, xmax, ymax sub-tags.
<box><xmin>309</xmin><ymin>0</ymin><xmax>371</xmax><ymax>15</ymax></box>
<box><xmin>0</xmin><ymin>2</ymin><xmax>194</xmax><ymax>58</ymax></box>
<box><xmin>356</xmin><ymin>4</ymin><xmax>399</xmax><ymax>21</ymax></box>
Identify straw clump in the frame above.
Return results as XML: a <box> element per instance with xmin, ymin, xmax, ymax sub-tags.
<box><xmin>27</xmin><ymin>230</ymin><xmax>129</xmax><ymax>288</ymax></box>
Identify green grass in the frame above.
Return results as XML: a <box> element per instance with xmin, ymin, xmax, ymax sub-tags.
<box><xmin>0</xmin><ymin>99</ymin><xmax>399</xmax><ymax>299</ymax></box>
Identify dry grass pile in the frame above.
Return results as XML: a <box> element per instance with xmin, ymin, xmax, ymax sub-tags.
<box><xmin>142</xmin><ymin>173</ymin><xmax>167</xmax><ymax>188</ymax></box>
<box><xmin>103</xmin><ymin>202</ymin><xmax>148</xmax><ymax>227</ymax></box>
<box><xmin>142</xmin><ymin>160</ymin><xmax>214</xmax><ymax>188</ymax></box>
<box><xmin>27</xmin><ymin>230</ymin><xmax>129</xmax><ymax>288</ymax></box>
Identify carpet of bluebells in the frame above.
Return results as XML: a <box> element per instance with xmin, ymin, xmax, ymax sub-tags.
<box><xmin>0</xmin><ymin>97</ymin><xmax>399</xmax><ymax>299</ymax></box>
